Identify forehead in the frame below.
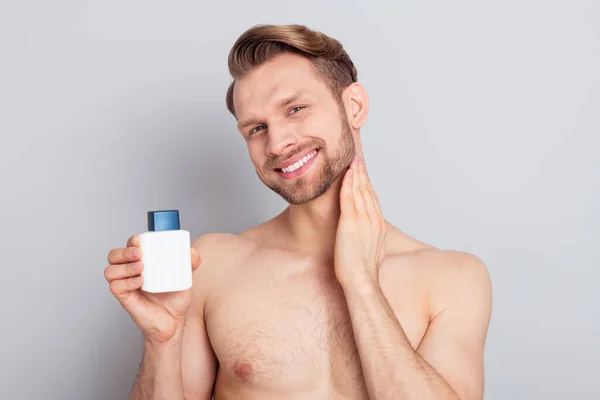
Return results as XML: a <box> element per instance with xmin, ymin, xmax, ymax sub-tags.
<box><xmin>233</xmin><ymin>53</ymin><xmax>330</xmax><ymax>118</ymax></box>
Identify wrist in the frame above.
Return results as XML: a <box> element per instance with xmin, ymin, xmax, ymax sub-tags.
<box><xmin>141</xmin><ymin>325</ymin><xmax>185</xmax><ymax>372</ymax></box>
<box><xmin>135</xmin><ymin>325</ymin><xmax>186</xmax><ymax>400</ymax></box>
<box><xmin>144</xmin><ymin>319</ymin><xmax>186</xmax><ymax>348</ymax></box>
<box><xmin>338</xmin><ymin>271</ymin><xmax>380</xmax><ymax>294</ymax></box>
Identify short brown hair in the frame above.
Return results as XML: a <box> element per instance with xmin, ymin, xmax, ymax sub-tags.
<box><xmin>225</xmin><ymin>24</ymin><xmax>358</xmax><ymax>117</ymax></box>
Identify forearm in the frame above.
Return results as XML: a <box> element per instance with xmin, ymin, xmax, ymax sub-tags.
<box><xmin>130</xmin><ymin>326</ymin><xmax>186</xmax><ymax>400</ymax></box>
<box><xmin>343</xmin><ymin>280</ymin><xmax>459</xmax><ymax>400</ymax></box>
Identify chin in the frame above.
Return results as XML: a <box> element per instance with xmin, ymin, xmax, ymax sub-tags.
<box><xmin>273</xmin><ymin>177</ymin><xmax>337</xmax><ymax>205</ymax></box>
<box><xmin>257</xmin><ymin>149</ymin><xmax>348</xmax><ymax>204</ymax></box>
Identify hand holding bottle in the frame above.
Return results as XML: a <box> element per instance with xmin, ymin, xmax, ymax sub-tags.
<box><xmin>104</xmin><ymin>233</ymin><xmax>201</xmax><ymax>344</ymax></box>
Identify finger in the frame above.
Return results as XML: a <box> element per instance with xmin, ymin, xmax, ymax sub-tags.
<box><xmin>109</xmin><ymin>275</ymin><xmax>144</xmax><ymax>297</ymax></box>
<box><xmin>356</xmin><ymin>156</ymin><xmax>383</xmax><ymax>217</ymax></box>
<box><xmin>352</xmin><ymin>159</ymin><xmax>366</xmax><ymax>214</ymax></box>
<box><xmin>109</xmin><ymin>276</ymin><xmax>144</xmax><ymax>314</ymax></box>
<box><xmin>362</xmin><ymin>161</ymin><xmax>384</xmax><ymax>218</ymax></box>
<box><xmin>107</xmin><ymin>246</ymin><xmax>142</xmax><ymax>264</ymax></box>
<box><xmin>104</xmin><ymin>261</ymin><xmax>143</xmax><ymax>282</ymax></box>
<box><xmin>340</xmin><ymin>167</ymin><xmax>354</xmax><ymax>213</ymax></box>
<box><xmin>127</xmin><ymin>234</ymin><xmax>140</xmax><ymax>247</ymax></box>
<box><xmin>191</xmin><ymin>247</ymin><xmax>201</xmax><ymax>272</ymax></box>
<box><xmin>357</xmin><ymin>158</ymin><xmax>377</xmax><ymax>217</ymax></box>
<box><xmin>358</xmin><ymin>154</ymin><xmax>373</xmax><ymax>186</ymax></box>
<box><xmin>371</xmin><ymin>186</ymin><xmax>384</xmax><ymax>216</ymax></box>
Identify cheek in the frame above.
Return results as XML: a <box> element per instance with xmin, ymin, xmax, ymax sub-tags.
<box><xmin>249</xmin><ymin>148</ymin><xmax>277</xmax><ymax>175</ymax></box>
<box><xmin>315</xmin><ymin>114</ymin><xmax>343</xmax><ymax>145</ymax></box>
<box><xmin>302</xmin><ymin>113</ymin><xmax>339</xmax><ymax>140</ymax></box>
<box><xmin>246</xmin><ymin>144</ymin><xmax>264</xmax><ymax>169</ymax></box>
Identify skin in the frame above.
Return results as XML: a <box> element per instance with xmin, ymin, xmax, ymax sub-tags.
<box><xmin>105</xmin><ymin>52</ymin><xmax>492</xmax><ymax>400</ymax></box>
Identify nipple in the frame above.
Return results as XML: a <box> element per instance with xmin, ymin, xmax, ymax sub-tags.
<box><xmin>234</xmin><ymin>361</ymin><xmax>253</xmax><ymax>381</ymax></box>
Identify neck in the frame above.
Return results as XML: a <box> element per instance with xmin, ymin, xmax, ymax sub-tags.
<box><xmin>280</xmin><ymin>176</ymin><xmax>344</xmax><ymax>261</ymax></box>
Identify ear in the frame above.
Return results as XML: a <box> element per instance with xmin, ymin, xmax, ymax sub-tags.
<box><xmin>343</xmin><ymin>83</ymin><xmax>369</xmax><ymax>130</ymax></box>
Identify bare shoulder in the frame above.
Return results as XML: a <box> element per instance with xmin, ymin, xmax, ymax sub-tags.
<box><xmin>382</xmin><ymin>224</ymin><xmax>492</xmax><ymax>319</ymax></box>
<box><xmin>193</xmin><ymin>229</ymin><xmax>266</xmax><ymax>255</ymax></box>
<box><xmin>400</xmin><ymin>248</ymin><xmax>490</xmax><ymax>281</ymax></box>
<box><xmin>381</xmin><ymin>224</ymin><xmax>491</xmax><ymax>300</ymax></box>
<box><xmin>192</xmin><ymin>232</ymin><xmax>246</xmax><ymax>257</ymax></box>
<box><xmin>189</xmin><ymin>232</ymin><xmax>258</xmax><ymax>296</ymax></box>
<box><xmin>403</xmin><ymin>248</ymin><xmax>493</xmax><ymax>320</ymax></box>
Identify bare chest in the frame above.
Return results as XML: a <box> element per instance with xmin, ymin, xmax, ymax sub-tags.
<box><xmin>205</xmin><ymin>261</ymin><xmax>428</xmax><ymax>394</ymax></box>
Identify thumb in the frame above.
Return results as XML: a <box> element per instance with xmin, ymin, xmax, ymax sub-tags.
<box><xmin>190</xmin><ymin>247</ymin><xmax>201</xmax><ymax>272</ymax></box>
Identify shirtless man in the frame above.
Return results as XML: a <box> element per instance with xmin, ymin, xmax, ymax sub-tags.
<box><xmin>104</xmin><ymin>24</ymin><xmax>492</xmax><ymax>400</ymax></box>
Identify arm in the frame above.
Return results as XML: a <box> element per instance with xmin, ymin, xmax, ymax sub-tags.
<box><xmin>334</xmin><ymin>157</ymin><xmax>491</xmax><ymax>400</ymax></box>
<box><xmin>342</xmin><ymin>254</ymin><xmax>492</xmax><ymax>400</ymax></box>
<box><xmin>130</xmin><ymin>237</ymin><xmax>218</xmax><ymax>400</ymax></box>
<box><xmin>130</xmin><ymin>322</ymin><xmax>188</xmax><ymax>400</ymax></box>
<box><xmin>130</xmin><ymin>304</ymin><xmax>217</xmax><ymax>400</ymax></box>
<box><xmin>181</xmin><ymin>236</ymin><xmax>219</xmax><ymax>399</ymax></box>
<box><xmin>181</xmin><ymin>285</ymin><xmax>218</xmax><ymax>400</ymax></box>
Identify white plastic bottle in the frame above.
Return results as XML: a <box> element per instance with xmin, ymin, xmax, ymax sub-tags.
<box><xmin>139</xmin><ymin>210</ymin><xmax>192</xmax><ymax>293</ymax></box>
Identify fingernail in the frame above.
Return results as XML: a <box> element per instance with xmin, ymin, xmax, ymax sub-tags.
<box><xmin>131</xmin><ymin>248</ymin><xmax>140</xmax><ymax>258</ymax></box>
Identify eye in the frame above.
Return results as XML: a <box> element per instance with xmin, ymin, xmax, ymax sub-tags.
<box><xmin>249</xmin><ymin>125</ymin><xmax>266</xmax><ymax>136</ymax></box>
<box><xmin>289</xmin><ymin>106</ymin><xmax>305</xmax><ymax>115</ymax></box>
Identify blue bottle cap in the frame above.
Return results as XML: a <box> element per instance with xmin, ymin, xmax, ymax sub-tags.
<box><xmin>147</xmin><ymin>210</ymin><xmax>180</xmax><ymax>231</ymax></box>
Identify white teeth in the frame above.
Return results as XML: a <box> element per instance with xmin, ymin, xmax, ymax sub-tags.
<box><xmin>280</xmin><ymin>149</ymin><xmax>318</xmax><ymax>173</ymax></box>
<box><xmin>283</xmin><ymin>164</ymin><xmax>296</xmax><ymax>173</ymax></box>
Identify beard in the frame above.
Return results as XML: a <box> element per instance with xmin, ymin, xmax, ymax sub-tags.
<box><xmin>256</xmin><ymin>114</ymin><xmax>356</xmax><ymax>205</ymax></box>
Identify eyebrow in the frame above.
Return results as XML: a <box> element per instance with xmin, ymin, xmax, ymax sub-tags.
<box><xmin>237</xmin><ymin>92</ymin><xmax>305</xmax><ymax>130</ymax></box>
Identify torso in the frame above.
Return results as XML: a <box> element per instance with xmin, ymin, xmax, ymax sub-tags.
<box><xmin>197</xmin><ymin>221</ymin><xmax>441</xmax><ymax>399</ymax></box>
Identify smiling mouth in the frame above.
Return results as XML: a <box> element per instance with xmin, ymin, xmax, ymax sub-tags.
<box><xmin>276</xmin><ymin>149</ymin><xmax>319</xmax><ymax>172</ymax></box>
<box><xmin>274</xmin><ymin>149</ymin><xmax>320</xmax><ymax>179</ymax></box>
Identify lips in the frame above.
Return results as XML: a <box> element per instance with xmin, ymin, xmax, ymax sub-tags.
<box><xmin>273</xmin><ymin>147</ymin><xmax>319</xmax><ymax>170</ymax></box>
<box><xmin>275</xmin><ymin>149</ymin><xmax>320</xmax><ymax>180</ymax></box>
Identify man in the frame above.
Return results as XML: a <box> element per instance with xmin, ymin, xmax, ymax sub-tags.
<box><xmin>105</xmin><ymin>24</ymin><xmax>492</xmax><ymax>400</ymax></box>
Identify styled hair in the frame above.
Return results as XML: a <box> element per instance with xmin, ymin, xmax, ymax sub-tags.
<box><xmin>225</xmin><ymin>24</ymin><xmax>358</xmax><ymax>117</ymax></box>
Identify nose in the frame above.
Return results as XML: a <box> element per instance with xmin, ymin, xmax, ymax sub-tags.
<box><xmin>266</xmin><ymin>124</ymin><xmax>299</xmax><ymax>156</ymax></box>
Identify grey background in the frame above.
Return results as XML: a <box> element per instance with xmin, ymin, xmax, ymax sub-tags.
<box><xmin>1</xmin><ymin>0</ymin><xmax>598</xmax><ymax>399</ymax></box>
